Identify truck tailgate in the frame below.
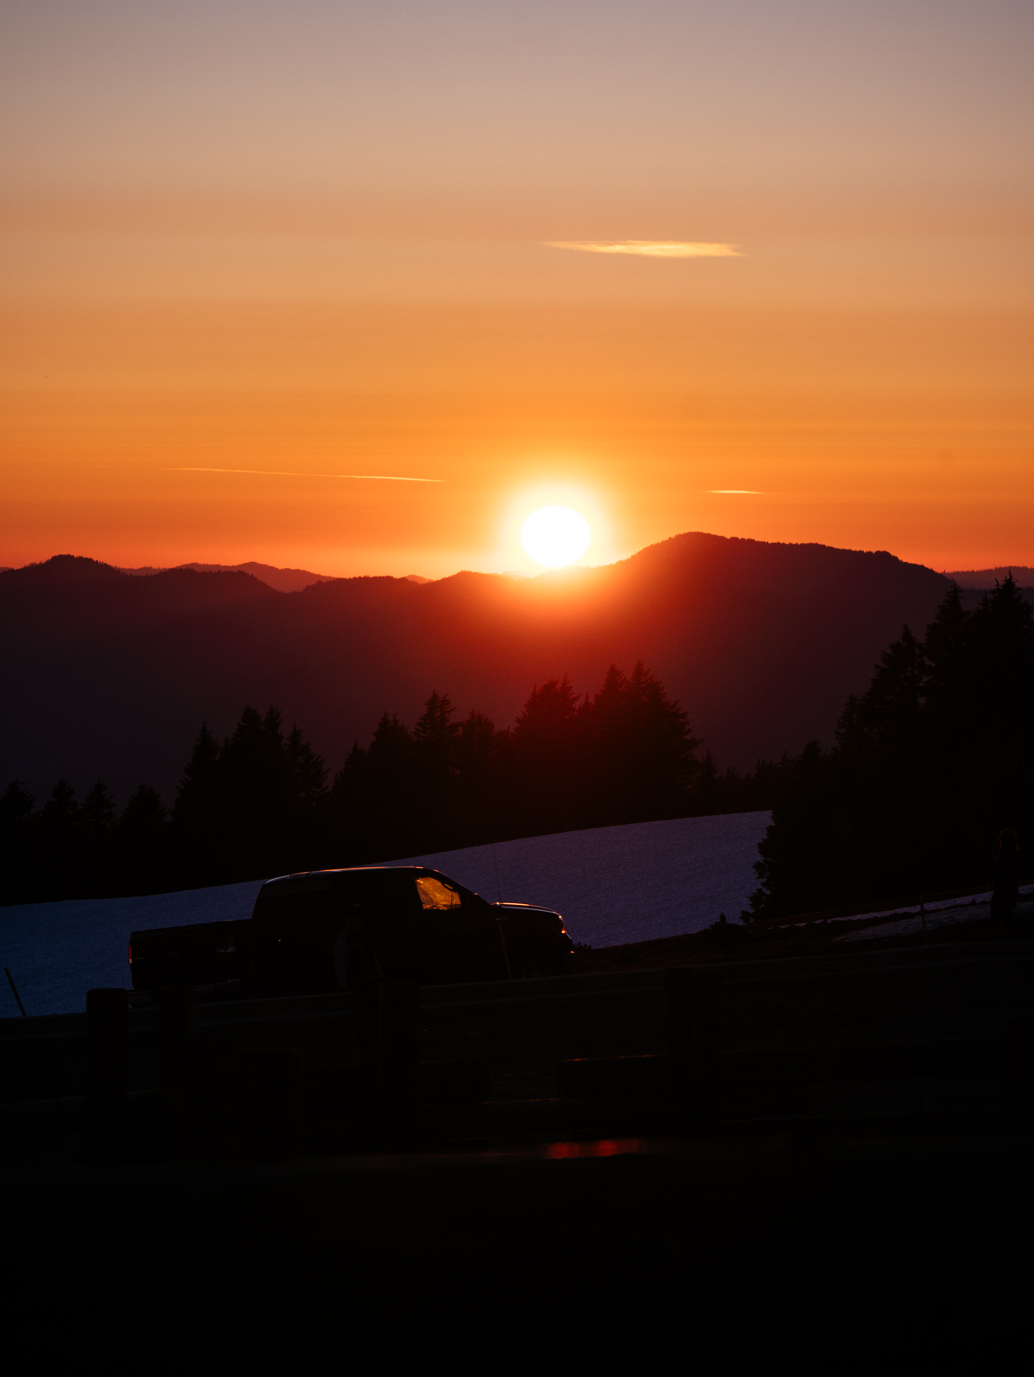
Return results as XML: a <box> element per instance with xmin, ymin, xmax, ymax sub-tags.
<box><xmin>129</xmin><ymin>921</ymin><xmax>238</xmax><ymax>990</ymax></box>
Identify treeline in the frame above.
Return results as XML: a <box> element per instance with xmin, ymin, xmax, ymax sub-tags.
<box><xmin>747</xmin><ymin>577</ymin><xmax>1034</xmax><ymax>919</ymax></box>
<box><xmin>1</xmin><ymin>662</ymin><xmax>789</xmax><ymax>906</ymax></box>
<box><xmin>10</xmin><ymin>578</ymin><xmax>1027</xmax><ymax>917</ymax></box>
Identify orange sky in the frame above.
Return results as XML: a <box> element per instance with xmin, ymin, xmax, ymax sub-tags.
<box><xmin>2</xmin><ymin>1</ymin><xmax>1031</xmax><ymax>577</ymax></box>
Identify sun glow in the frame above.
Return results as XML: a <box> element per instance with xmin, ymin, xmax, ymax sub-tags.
<box><xmin>519</xmin><ymin>506</ymin><xmax>592</xmax><ymax>569</ymax></box>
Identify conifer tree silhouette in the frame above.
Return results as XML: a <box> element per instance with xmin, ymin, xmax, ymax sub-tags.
<box><xmin>456</xmin><ymin>710</ymin><xmax>501</xmax><ymax>783</ymax></box>
<box><xmin>0</xmin><ymin>781</ymin><xmax>37</xmax><ymax>903</ymax></box>
<box><xmin>328</xmin><ymin>740</ymin><xmax>370</xmax><ymax>861</ymax></box>
<box><xmin>172</xmin><ymin>722</ymin><xmax>222</xmax><ymax>886</ymax></box>
<box><xmin>217</xmin><ymin>706</ymin><xmax>291</xmax><ymax>880</ymax></box>
<box><xmin>38</xmin><ymin>780</ymin><xmax>80</xmax><ymax>899</ymax></box>
<box><xmin>118</xmin><ymin>785</ymin><xmax>170</xmax><ymax>895</ymax></box>
<box><xmin>695</xmin><ymin>752</ymin><xmax>722</xmax><ymax>815</ymax></box>
<box><xmin>340</xmin><ymin>712</ymin><xmax>416</xmax><ymax>859</ymax></box>
<box><xmin>0</xmin><ymin>780</ymin><xmax>35</xmax><ymax>830</ymax></box>
<box><xmin>285</xmin><ymin>724</ymin><xmax>328</xmax><ymax>812</ymax></box>
<box><xmin>512</xmin><ymin>675</ymin><xmax>585</xmax><ymax>834</ymax></box>
<box><xmin>79</xmin><ymin>781</ymin><xmax>117</xmax><ymax>896</ymax></box>
<box><xmin>411</xmin><ymin>691</ymin><xmax>460</xmax><ymax>850</ymax></box>
<box><xmin>80</xmin><ymin>781</ymin><xmax>116</xmax><ymax>835</ymax></box>
<box><xmin>453</xmin><ymin>709</ymin><xmax>509</xmax><ymax>843</ymax></box>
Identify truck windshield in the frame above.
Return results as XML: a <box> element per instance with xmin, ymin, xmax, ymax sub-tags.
<box><xmin>415</xmin><ymin>875</ymin><xmax>462</xmax><ymax>910</ymax></box>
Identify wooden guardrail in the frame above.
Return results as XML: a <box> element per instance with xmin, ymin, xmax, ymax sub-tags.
<box><xmin>4</xmin><ymin>944</ymin><xmax>1034</xmax><ymax>1159</ymax></box>
<box><xmin>556</xmin><ymin>955</ymin><xmax>1034</xmax><ymax>1129</ymax></box>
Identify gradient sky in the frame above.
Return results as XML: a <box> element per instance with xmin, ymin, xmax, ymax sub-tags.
<box><xmin>2</xmin><ymin>0</ymin><xmax>1031</xmax><ymax>576</ymax></box>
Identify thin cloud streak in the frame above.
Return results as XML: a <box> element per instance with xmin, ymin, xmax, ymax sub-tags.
<box><xmin>707</xmin><ymin>489</ymin><xmax>763</xmax><ymax>494</ymax></box>
<box><xmin>166</xmin><ymin>468</ymin><xmax>443</xmax><ymax>482</ymax></box>
<box><xmin>546</xmin><ymin>241</ymin><xmax>740</xmax><ymax>258</ymax></box>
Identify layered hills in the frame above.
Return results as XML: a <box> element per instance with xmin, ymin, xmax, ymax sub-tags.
<box><xmin>944</xmin><ymin>566</ymin><xmax>1034</xmax><ymax>589</ymax></box>
<box><xmin>118</xmin><ymin>561</ymin><xmax>431</xmax><ymax>593</ymax></box>
<box><xmin>0</xmin><ymin>533</ymin><xmax>953</xmax><ymax>801</ymax></box>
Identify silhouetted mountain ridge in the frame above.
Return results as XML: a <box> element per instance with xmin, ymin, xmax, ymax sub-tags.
<box><xmin>945</xmin><ymin>566</ymin><xmax>1034</xmax><ymax>590</ymax></box>
<box><xmin>0</xmin><ymin>533</ymin><xmax>953</xmax><ymax>801</ymax></box>
<box><xmin>117</xmin><ymin>560</ymin><xmax>431</xmax><ymax>592</ymax></box>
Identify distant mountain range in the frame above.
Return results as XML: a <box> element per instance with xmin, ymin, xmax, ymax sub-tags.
<box><xmin>0</xmin><ymin>532</ymin><xmax>971</xmax><ymax>803</ymax></box>
<box><xmin>118</xmin><ymin>561</ymin><xmax>430</xmax><ymax>593</ymax></box>
<box><xmin>4</xmin><ymin>557</ymin><xmax>1025</xmax><ymax>593</ymax></box>
<box><xmin>943</xmin><ymin>566</ymin><xmax>1034</xmax><ymax>589</ymax></box>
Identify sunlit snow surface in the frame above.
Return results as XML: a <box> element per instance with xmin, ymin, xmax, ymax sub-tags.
<box><xmin>393</xmin><ymin>812</ymin><xmax>771</xmax><ymax>946</ymax></box>
<box><xmin>0</xmin><ymin>812</ymin><xmax>770</xmax><ymax>1017</ymax></box>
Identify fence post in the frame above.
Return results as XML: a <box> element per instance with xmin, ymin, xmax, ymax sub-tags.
<box><xmin>379</xmin><ymin>981</ymin><xmax>420</xmax><ymax>1141</ymax></box>
<box><xmin>664</xmin><ymin>967</ymin><xmax>722</xmax><ymax>1127</ymax></box>
<box><xmin>236</xmin><ymin>1049</ymin><xmax>302</xmax><ymax>1162</ymax></box>
<box><xmin>155</xmin><ymin>985</ymin><xmax>198</xmax><ymax>1091</ymax></box>
<box><xmin>1006</xmin><ymin>1018</ymin><xmax>1034</xmax><ymax>1129</ymax></box>
<box><xmin>354</xmin><ymin>977</ymin><xmax>383</xmax><ymax>1067</ymax></box>
<box><xmin>179</xmin><ymin>1041</ymin><xmax>237</xmax><ymax>1163</ymax></box>
<box><xmin>86</xmin><ymin>988</ymin><xmax>129</xmax><ymax>1155</ymax></box>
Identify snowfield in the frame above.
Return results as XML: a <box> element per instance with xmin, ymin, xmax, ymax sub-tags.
<box><xmin>0</xmin><ymin>811</ymin><xmax>771</xmax><ymax>1017</ymax></box>
<box><xmin>393</xmin><ymin>812</ymin><xmax>771</xmax><ymax>947</ymax></box>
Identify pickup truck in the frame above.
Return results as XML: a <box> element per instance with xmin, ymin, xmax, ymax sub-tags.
<box><xmin>129</xmin><ymin>865</ymin><xmax>576</xmax><ymax>998</ymax></box>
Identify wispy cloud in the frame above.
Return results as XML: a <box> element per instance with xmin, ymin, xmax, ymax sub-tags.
<box><xmin>166</xmin><ymin>468</ymin><xmax>443</xmax><ymax>482</ymax></box>
<box><xmin>545</xmin><ymin>240</ymin><xmax>740</xmax><ymax>258</ymax></box>
<box><xmin>707</xmin><ymin>489</ymin><xmax>762</xmax><ymax>494</ymax></box>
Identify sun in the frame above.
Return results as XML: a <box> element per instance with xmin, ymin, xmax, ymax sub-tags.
<box><xmin>520</xmin><ymin>505</ymin><xmax>592</xmax><ymax>569</ymax></box>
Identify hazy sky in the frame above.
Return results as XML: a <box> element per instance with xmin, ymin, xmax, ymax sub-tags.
<box><xmin>2</xmin><ymin>0</ymin><xmax>1031</xmax><ymax>575</ymax></box>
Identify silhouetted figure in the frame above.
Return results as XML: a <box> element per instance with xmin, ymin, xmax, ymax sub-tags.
<box><xmin>990</xmin><ymin>829</ymin><xmax>1020</xmax><ymax>925</ymax></box>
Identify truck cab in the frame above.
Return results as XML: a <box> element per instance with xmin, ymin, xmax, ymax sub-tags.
<box><xmin>129</xmin><ymin>865</ymin><xmax>575</xmax><ymax>998</ymax></box>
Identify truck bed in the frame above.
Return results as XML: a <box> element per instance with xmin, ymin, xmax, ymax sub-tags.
<box><xmin>130</xmin><ymin>920</ymin><xmax>239</xmax><ymax>992</ymax></box>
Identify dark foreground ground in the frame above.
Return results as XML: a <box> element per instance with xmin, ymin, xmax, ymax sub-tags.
<box><xmin>4</xmin><ymin>915</ymin><xmax>1032</xmax><ymax>1359</ymax></box>
<box><xmin>6</xmin><ymin>1131</ymin><xmax>1031</xmax><ymax>1362</ymax></box>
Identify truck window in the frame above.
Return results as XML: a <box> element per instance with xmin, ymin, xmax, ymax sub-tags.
<box><xmin>252</xmin><ymin>875</ymin><xmax>337</xmax><ymax>919</ymax></box>
<box><xmin>252</xmin><ymin>869</ymin><xmax>419</xmax><ymax>920</ymax></box>
<box><xmin>335</xmin><ymin>871</ymin><xmax>419</xmax><ymax>913</ymax></box>
<box><xmin>263</xmin><ymin>876</ymin><xmax>332</xmax><ymax>897</ymax></box>
<box><xmin>415</xmin><ymin>875</ymin><xmax>462</xmax><ymax>911</ymax></box>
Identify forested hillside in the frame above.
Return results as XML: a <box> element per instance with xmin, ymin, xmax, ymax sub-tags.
<box><xmin>0</xmin><ymin>532</ymin><xmax>951</xmax><ymax>801</ymax></box>
<box><xmin>0</xmin><ymin>662</ymin><xmax>788</xmax><ymax>905</ymax></box>
<box><xmin>748</xmin><ymin>577</ymin><xmax>1034</xmax><ymax>918</ymax></box>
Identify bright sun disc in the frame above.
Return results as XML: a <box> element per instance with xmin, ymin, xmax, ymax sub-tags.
<box><xmin>520</xmin><ymin>505</ymin><xmax>591</xmax><ymax>568</ymax></box>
